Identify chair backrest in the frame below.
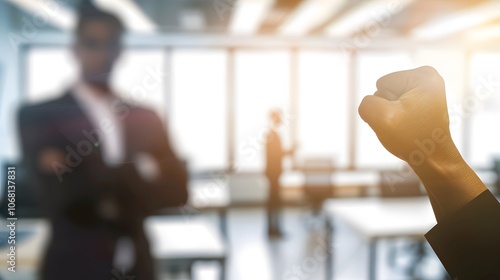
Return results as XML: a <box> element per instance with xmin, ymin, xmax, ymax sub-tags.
<box><xmin>228</xmin><ymin>173</ymin><xmax>267</xmax><ymax>205</ymax></box>
<box><xmin>303</xmin><ymin>158</ymin><xmax>333</xmax><ymax>187</ymax></box>
<box><xmin>379</xmin><ymin>169</ymin><xmax>422</xmax><ymax>198</ymax></box>
<box><xmin>493</xmin><ymin>158</ymin><xmax>500</xmax><ymax>172</ymax></box>
<box><xmin>492</xmin><ymin>158</ymin><xmax>500</xmax><ymax>194</ymax></box>
<box><xmin>302</xmin><ymin>158</ymin><xmax>333</xmax><ymax>171</ymax></box>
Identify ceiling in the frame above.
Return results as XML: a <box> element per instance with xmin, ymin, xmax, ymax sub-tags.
<box><xmin>5</xmin><ymin>0</ymin><xmax>500</xmax><ymax>43</ymax></box>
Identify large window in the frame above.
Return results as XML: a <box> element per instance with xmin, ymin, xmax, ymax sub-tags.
<box><xmin>25</xmin><ymin>46</ymin><xmax>495</xmax><ymax>172</ymax></box>
<box><xmin>234</xmin><ymin>50</ymin><xmax>291</xmax><ymax>171</ymax></box>
<box><xmin>170</xmin><ymin>49</ymin><xmax>227</xmax><ymax>171</ymax></box>
<box><xmin>355</xmin><ymin>52</ymin><xmax>412</xmax><ymax>168</ymax></box>
<box><xmin>297</xmin><ymin>51</ymin><xmax>349</xmax><ymax>167</ymax></box>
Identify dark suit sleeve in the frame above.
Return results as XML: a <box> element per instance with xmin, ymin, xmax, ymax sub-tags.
<box><xmin>265</xmin><ymin>130</ymin><xmax>283</xmax><ymax>177</ymax></box>
<box><xmin>116</xmin><ymin>110</ymin><xmax>188</xmax><ymax>215</ymax></box>
<box><xmin>17</xmin><ymin>105</ymin><xmax>105</xmax><ymax>225</ymax></box>
<box><xmin>425</xmin><ymin>190</ymin><xmax>500</xmax><ymax>280</ymax></box>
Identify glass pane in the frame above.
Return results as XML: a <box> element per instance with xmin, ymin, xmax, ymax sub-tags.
<box><xmin>111</xmin><ymin>49</ymin><xmax>167</xmax><ymax>119</ymax></box>
<box><xmin>469</xmin><ymin>53</ymin><xmax>500</xmax><ymax>168</ymax></box>
<box><xmin>26</xmin><ymin>47</ymin><xmax>78</xmax><ymax>103</ymax></box>
<box><xmin>297</xmin><ymin>51</ymin><xmax>349</xmax><ymax>167</ymax></box>
<box><xmin>170</xmin><ymin>49</ymin><xmax>227</xmax><ymax>171</ymax></box>
<box><xmin>234</xmin><ymin>50</ymin><xmax>290</xmax><ymax>172</ymax></box>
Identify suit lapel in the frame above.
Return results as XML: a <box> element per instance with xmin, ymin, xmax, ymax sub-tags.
<box><xmin>57</xmin><ymin>90</ymin><xmax>100</xmax><ymax>148</ymax></box>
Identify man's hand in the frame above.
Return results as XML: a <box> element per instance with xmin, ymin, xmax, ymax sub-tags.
<box><xmin>358</xmin><ymin>66</ymin><xmax>455</xmax><ymax>165</ymax></box>
<box><xmin>38</xmin><ymin>148</ymin><xmax>65</xmax><ymax>174</ymax></box>
<box><xmin>359</xmin><ymin>66</ymin><xmax>487</xmax><ymax>221</ymax></box>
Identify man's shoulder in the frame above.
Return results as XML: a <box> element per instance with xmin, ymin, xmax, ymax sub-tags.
<box><xmin>18</xmin><ymin>93</ymin><xmax>71</xmax><ymax>124</ymax></box>
<box><xmin>124</xmin><ymin>104</ymin><xmax>163</xmax><ymax>124</ymax></box>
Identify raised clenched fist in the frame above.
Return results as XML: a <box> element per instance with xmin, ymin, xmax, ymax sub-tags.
<box><xmin>358</xmin><ymin>66</ymin><xmax>457</xmax><ymax>167</ymax></box>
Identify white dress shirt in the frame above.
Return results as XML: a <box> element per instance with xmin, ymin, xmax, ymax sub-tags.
<box><xmin>72</xmin><ymin>82</ymin><xmax>135</xmax><ymax>271</ymax></box>
<box><xmin>72</xmin><ymin>82</ymin><xmax>125</xmax><ymax>167</ymax></box>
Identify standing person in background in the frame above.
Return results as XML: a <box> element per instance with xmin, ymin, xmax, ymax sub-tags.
<box><xmin>17</xmin><ymin>1</ymin><xmax>187</xmax><ymax>279</ymax></box>
<box><xmin>265</xmin><ymin>109</ymin><xmax>296</xmax><ymax>238</ymax></box>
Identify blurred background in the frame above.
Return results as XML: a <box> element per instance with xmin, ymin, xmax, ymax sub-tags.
<box><xmin>1</xmin><ymin>0</ymin><xmax>500</xmax><ymax>279</ymax></box>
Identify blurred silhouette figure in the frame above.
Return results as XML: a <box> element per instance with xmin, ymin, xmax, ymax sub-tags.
<box><xmin>17</xmin><ymin>1</ymin><xmax>187</xmax><ymax>280</ymax></box>
<box><xmin>265</xmin><ymin>109</ymin><xmax>296</xmax><ymax>237</ymax></box>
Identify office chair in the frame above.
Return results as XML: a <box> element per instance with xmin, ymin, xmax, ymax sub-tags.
<box><xmin>302</xmin><ymin>158</ymin><xmax>335</xmax><ymax>214</ymax></box>
<box><xmin>492</xmin><ymin>158</ymin><xmax>500</xmax><ymax>196</ymax></box>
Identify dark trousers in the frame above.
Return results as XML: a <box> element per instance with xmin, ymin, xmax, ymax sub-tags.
<box><xmin>266</xmin><ymin>176</ymin><xmax>281</xmax><ymax>231</ymax></box>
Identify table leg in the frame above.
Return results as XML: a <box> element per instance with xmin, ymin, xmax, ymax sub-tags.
<box><xmin>369</xmin><ymin>239</ymin><xmax>378</xmax><ymax>280</ymax></box>
<box><xmin>219</xmin><ymin>259</ymin><xmax>226</xmax><ymax>280</ymax></box>
<box><xmin>219</xmin><ymin>209</ymin><xmax>228</xmax><ymax>239</ymax></box>
<box><xmin>326</xmin><ymin>217</ymin><xmax>334</xmax><ymax>280</ymax></box>
<box><xmin>188</xmin><ymin>261</ymin><xmax>193</xmax><ymax>280</ymax></box>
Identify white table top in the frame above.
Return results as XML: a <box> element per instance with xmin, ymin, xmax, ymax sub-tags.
<box><xmin>323</xmin><ymin>197</ymin><xmax>437</xmax><ymax>240</ymax></box>
<box><xmin>145</xmin><ymin>216</ymin><xmax>226</xmax><ymax>260</ymax></box>
<box><xmin>0</xmin><ymin>217</ymin><xmax>226</xmax><ymax>268</ymax></box>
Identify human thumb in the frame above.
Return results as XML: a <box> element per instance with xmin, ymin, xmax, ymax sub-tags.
<box><xmin>358</xmin><ymin>94</ymin><xmax>395</xmax><ymax>133</ymax></box>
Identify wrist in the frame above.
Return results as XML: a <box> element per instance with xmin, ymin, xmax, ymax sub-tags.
<box><xmin>408</xmin><ymin>137</ymin><xmax>487</xmax><ymax>219</ymax></box>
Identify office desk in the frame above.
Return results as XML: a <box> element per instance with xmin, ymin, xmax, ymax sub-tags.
<box><xmin>145</xmin><ymin>216</ymin><xmax>227</xmax><ymax>279</ymax></box>
<box><xmin>156</xmin><ymin>179</ymin><xmax>231</xmax><ymax>238</ymax></box>
<box><xmin>323</xmin><ymin>197</ymin><xmax>436</xmax><ymax>280</ymax></box>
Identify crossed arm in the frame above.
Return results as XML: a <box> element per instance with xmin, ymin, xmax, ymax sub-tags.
<box><xmin>18</xmin><ymin>106</ymin><xmax>187</xmax><ymax>219</ymax></box>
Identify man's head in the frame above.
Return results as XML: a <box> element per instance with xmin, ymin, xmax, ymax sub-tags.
<box><xmin>270</xmin><ymin>109</ymin><xmax>283</xmax><ymax>127</ymax></box>
<box><xmin>73</xmin><ymin>1</ymin><xmax>124</xmax><ymax>86</ymax></box>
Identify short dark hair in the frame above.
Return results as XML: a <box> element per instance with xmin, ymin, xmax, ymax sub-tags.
<box><xmin>76</xmin><ymin>0</ymin><xmax>124</xmax><ymax>37</ymax></box>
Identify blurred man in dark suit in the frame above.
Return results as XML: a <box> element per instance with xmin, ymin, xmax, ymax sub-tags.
<box><xmin>17</xmin><ymin>2</ymin><xmax>187</xmax><ymax>280</ymax></box>
<box><xmin>265</xmin><ymin>109</ymin><xmax>296</xmax><ymax>237</ymax></box>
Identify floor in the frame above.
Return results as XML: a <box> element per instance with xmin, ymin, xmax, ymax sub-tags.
<box><xmin>162</xmin><ymin>207</ymin><xmax>447</xmax><ymax>280</ymax></box>
<box><xmin>1</xmin><ymin>207</ymin><xmax>448</xmax><ymax>280</ymax></box>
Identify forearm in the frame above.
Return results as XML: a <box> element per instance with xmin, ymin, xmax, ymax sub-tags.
<box><xmin>408</xmin><ymin>141</ymin><xmax>487</xmax><ymax>222</ymax></box>
<box><xmin>359</xmin><ymin>67</ymin><xmax>500</xmax><ymax>279</ymax></box>
<box><xmin>116</xmin><ymin>158</ymin><xmax>188</xmax><ymax>213</ymax></box>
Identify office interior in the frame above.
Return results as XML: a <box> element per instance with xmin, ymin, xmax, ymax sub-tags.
<box><xmin>1</xmin><ymin>0</ymin><xmax>500</xmax><ymax>279</ymax></box>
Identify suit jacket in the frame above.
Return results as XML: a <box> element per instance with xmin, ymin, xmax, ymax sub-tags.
<box><xmin>425</xmin><ymin>190</ymin><xmax>500</xmax><ymax>280</ymax></box>
<box><xmin>18</xmin><ymin>91</ymin><xmax>188</xmax><ymax>280</ymax></box>
<box><xmin>265</xmin><ymin>129</ymin><xmax>283</xmax><ymax>180</ymax></box>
